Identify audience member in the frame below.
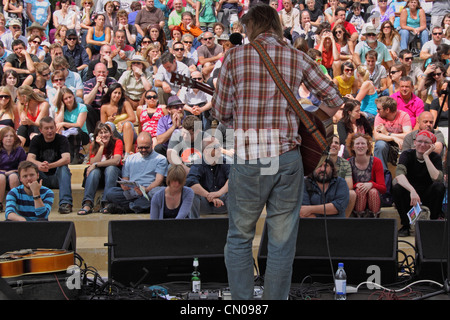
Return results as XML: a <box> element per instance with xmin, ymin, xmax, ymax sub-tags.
<box><xmin>185</xmin><ymin>137</ymin><xmax>229</xmax><ymax>218</ymax></box>
<box><xmin>103</xmin><ymin>131</ymin><xmax>167</xmax><ymax>213</ymax></box>
<box><xmin>22</xmin><ymin>62</ymin><xmax>50</xmax><ymax>98</ymax></box>
<box><xmin>150</xmin><ymin>164</ymin><xmax>194</xmax><ymax>219</ymax></box>
<box><xmin>16</xmin><ymin>85</ymin><xmax>50</xmax><ymax>146</ymax></box>
<box><xmin>100</xmin><ymin>82</ymin><xmax>137</xmax><ymax>160</ymax></box>
<box><xmin>27</xmin><ymin>117</ymin><xmax>73</xmax><ymax>214</ymax></box>
<box><xmin>1</xmin><ymin>19</ymin><xmax>28</xmax><ymax>51</ymax></box>
<box><xmin>78</xmin><ymin>122</ymin><xmax>122</xmax><ymax>215</ymax></box>
<box><xmin>0</xmin><ymin>126</ymin><xmax>26</xmax><ymax>211</ymax></box>
<box><xmin>300</xmin><ymin>158</ymin><xmax>349</xmax><ymax>218</ymax></box>
<box><xmin>420</xmin><ymin>25</ymin><xmax>449</xmax><ymax>61</ymax></box>
<box><xmin>402</xmin><ymin>111</ymin><xmax>446</xmax><ymax>156</ymax></box>
<box><xmin>118</xmin><ymin>54</ymin><xmax>153</xmax><ymax>110</ymax></box>
<box><xmin>85</xmin><ymin>13</ymin><xmax>112</xmax><ymax>60</ymax></box>
<box><xmin>4</xmin><ymin>39</ymin><xmax>38</xmax><ymax>85</ymax></box>
<box><xmin>387</xmin><ymin>63</ymin><xmax>407</xmax><ymax>95</ymax></box>
<box><xmin>399</xmin><ymin>0</ymin><xmax>429</xmax><ymax>51</ymax></box>
<box><xmin>197</xmin><ymin>31</ymin><xmax>223</xmax><ymax>80</ymax></box>
<box><xmin>398</xmin><ymin>49</ymin><xmax>424</xmax><ymax>86</ymax></box>
<box><xmin>0</xmin><ymin>86</ymin><xmax>19</xmax><ymax>129</ymax></box>
<box><xmin>155</xmin><ymin>95</ymin><xmax>184</xmax><ymax>157</ymax></box>
<box><xmin>329</xmin><ymin>134</ymin><xmax>356</xmax><ymax>217</ymax></box>
<box><xmin>393</xmin><ymin>130</ymin><xmax>445</xmax><ymax>236</ymax></box>
<box><xmin>346</xmin><ymin>132</ymin><xmax>386</xmax><ymax>218</ymax></box>
<box><xmin>48</xmin><ymin>56</ymin><xmax>84</xmax><ymax>102</ymax></box>
<box><xmin>354</xmin><ymin>26</ymin><xmax>393</xmax><ymax>69</ymax></box>
<box><xmin>136</xmin><ymin>88</ymin><xmax>167</xmax><ymax>146</ymax></box>
<box><xmin>417</xmin><ymin>61</ymin><xmax>447</xmax><ymax>106</ymax></box>
<box><xmin>55</xmin><ymin>87</ymin><xmax>90</xmax><ymax>164</ymax></box>
<box><xmin>154</xmin><ymin>51</ymin><xmax>190</xmax><ymax>105</ymax></box>
<box><xmin>373</xmin><ymin>96</ymin><xmax>412</xmax><ymax>170</ymax></box>
<box><xmin>111</xmin><ymin>29</ymin><xmax>136</xmax><ymax>78</ymax></box>
<box><xmin>85</xmin><ymin>44</ymin><xmax>118</xmax><ymax>81</ymax></box>
<box><xmin>391</xmin><ymin>76</ymin><xmax>424</xmax><ymax>128</ymax></box>
<box><xmin>279</xmin><ymin>0</ymin><xmax>300</xmax><ymax>42</ymax></box>
<box><xmin>63</xmin><ymin>29</ymin><xmax>89</xmax><ymax>80</ymax></box>
<box><xmin>5</xmin><ymin>160</ymin><xmax>54</xmax><ymax>221</ymax></box>
<box><xmin>135</xmin><ymin>0</ymin><xmax>166</xmax><ymax>45</ymax></box>
<box><xmin>114</xmin><ymin>9</ymin><xmax>137</xmax><ymax>46</ymax></box>
<box><xmin>377</xmin><ymin>20</ymin><xmax>401</xmax><ymax>62</ymax></box>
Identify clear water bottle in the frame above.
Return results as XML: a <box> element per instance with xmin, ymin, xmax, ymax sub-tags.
<box><xmin>191</xmin><ymin>258</ymin><xmax>201</xmax><ymax>293</ymax></box>
<box><xmin>335</xmin><ymin>262</ymin><xmax>347</xmax><ymax>300</ymax></box>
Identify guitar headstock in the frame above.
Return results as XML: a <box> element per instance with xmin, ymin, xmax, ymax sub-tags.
<box><xmin>170</xmin><ymin>72</ymin><xmax>215</xmax><ymax>96</ymax></box>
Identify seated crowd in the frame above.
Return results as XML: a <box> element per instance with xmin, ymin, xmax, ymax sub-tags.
<box><xmin>0</xmin><ymin>0</ymin><xmax>448</xmax><ymax>237</ymax></box>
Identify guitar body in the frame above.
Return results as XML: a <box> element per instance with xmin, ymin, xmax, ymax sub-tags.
<box><xmin>0</xmin><ymin>249</ymin><xmax>74</xmax><ymax>278</ymax></box>
<box><xmin>299</xmin><ymin>108</ymin><xmax>334</xmax><ymax>176</ymax></box>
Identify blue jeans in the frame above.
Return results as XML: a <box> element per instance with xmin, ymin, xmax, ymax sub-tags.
<box><xmin>225</xmin><ymin>147</ymin><xmax>303</xmax><ymax>300</ymax></box>
<box><xmin>374</xmin><ymin>140</ymin><xmax>390</xmax><ymax>170</ymax></box>
<box><xmin>82</xmin><ymin>166</ymin><xmax>121</xmax><ymax>206</ymax></box>
<box><xmin>39</xmin><ymin>165</ymin><xmax>72</xmax><ymax>206</ymax></box>
<box><xmin>399</xmin><ymin>29</ymin><xmax>429</xmax><ymax>50</ymax></box>
<box><xmin>105</xmin><ymin>186</ymin><xmax>163</xmax><ymax>213</ymax></box>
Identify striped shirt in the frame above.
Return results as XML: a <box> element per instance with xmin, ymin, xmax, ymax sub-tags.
<box><xmin>5</xmin><ymin>185</ymin><xmax>54</xmax><ymax>221</ymax></box>
<box><xmin>211</xmin><ymin>32</ymin><xmax>344</xmax><ymax>161</ymax></box>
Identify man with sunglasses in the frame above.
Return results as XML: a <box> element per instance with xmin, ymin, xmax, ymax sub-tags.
<box><xmin>398</xmin><ymin>49</ymin><xmax>424</xmax><ymax>87</ymax></box>
<box><xmin>197</xmin><ymin>31</ymin><xmax>223</xmax><ymax>80</ymax></box>
<box><xmin>0</xmin><ymin>19</ymin><xmax>28</xmax><ymax>51</ymax></box>
<box><xmin>63</xmin><ymin>29</ymin><xmax>90</xmax><ymax>81</ymax></box>
<box><xmin>172</xmin><ymin>41</ymin><xmax>196</xmax><ymax>71</ymax></box>
<box><xmin>104</xmin><ymin>131</ymin><xmax>167</xmax><ymax>214</ymax></box>
<box><xmin>420</xmin><ymin>26</ymin><xmax>450</xmax><ymax>61</ymax></box>
<box><xmin>353</xmin><ymin>25</ymin><xmax>393</xmax><ymax>69</ymax></box>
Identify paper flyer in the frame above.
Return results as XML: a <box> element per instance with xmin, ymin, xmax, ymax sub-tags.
<box><xmin>407</xmin><ymin>202</ymin><xmax>422</xmax><ymax>225</ymax></box>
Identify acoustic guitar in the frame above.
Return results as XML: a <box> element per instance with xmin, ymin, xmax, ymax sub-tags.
<box><xmin>170</xmin><ymin>72</ymin><xmax>332</xmax><ymax>176</ymax></box>
<box><xmin>0</xmin><ymin>248</ymin><xmax>75</xmax><ymax>278</ymax></box>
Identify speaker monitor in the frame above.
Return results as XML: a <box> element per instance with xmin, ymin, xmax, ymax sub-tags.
<box><xmin>108</xmin><ymin>218</ymin><xmax>229</xmax><ymax>287</ymax></box>
<box><xmin>415</xmin><ymin>220</ymin><xmax>448</xmax><ymax>281</ymax></box>
<box><xmin>0</xmin><ymin>221</ymin><xmax>76</xmax><ymax>254</ymax></box>
<box><xmin>258</xmin><ymin>218</ymin><xmax>398</xmax><ymax>285</ymax></box>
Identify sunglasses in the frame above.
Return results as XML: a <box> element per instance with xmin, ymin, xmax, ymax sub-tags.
<box><xmin>67</xmin><ymin>38</ymin><xmax>78</xmax><ymax>41</ymax></box>
<box><xmin>146</xmin><ymin>95</ymin><xmax>158</xmax><ymax>99</ymax></box>
<box><xmin>432</xmin><ymin>72</ymin><xmax>442</xmax><ymax>77</ymax></box>
<box><xmin>433</xmin><ymin>32</ymin><xmax>443</xmax><ymax>35</ymax></box>
<box><xmin>142</xmin><ymin>41</ymin><xmax>151</xmax><ymax>44</ymax></box>
<box><xmin>404</xmin><ymin>57</ymin><xmax>413</xmax><ymax>61</ymax></box>
<box><xmin>137</xmin><ymin>146</ymin><xmax>151</xmax><ymax>150</ymax></box>
<box><xmin>53</xmin><ymin>78</ymin><xmax>65</xmax><ymax>82</ymax></box>
<box><xmin>174</xmin><ymin>48</ymin><xmax>184</xmax><ymax>51</ymax></box>
<box><xmin>0</xmin><ymin>95</ymin><xmax>10</xmax><ymax>99</ymax></box>
<box><xmin>203</xmin><ymin>37</ymin><xmax>213</xmax><ymax>41</ymax></box>
<box><xmin>192</xmin><ymin>77</ymin><xmax>203</xmax><ymax>80</ymax></box>
<box><xmin>183</xmin><ymin>41</ymin><xmax>193</xmax><ymax>44</ymax></box>
<box><xmin>344</xmin><ymin>68</ymin><xmax>353</xmax><ymax>73</ymax></box>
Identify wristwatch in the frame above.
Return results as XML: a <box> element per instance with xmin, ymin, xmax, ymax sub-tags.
<box><xmin>33</xmin><ymin>195</ymin><xmax>40</xmax><ymax>200</ymax></box>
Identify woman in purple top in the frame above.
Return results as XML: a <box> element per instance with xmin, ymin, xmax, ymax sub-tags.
<box><xmin>0</xmin><ymin>126</ymin><xmax>26</xmax><ymax>211</ymax></box>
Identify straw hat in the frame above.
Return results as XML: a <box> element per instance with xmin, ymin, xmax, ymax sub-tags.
<box><xmin>126</xmin><ymin>54</ymin><xmax>150</xmax><ymax>69</ymax></box>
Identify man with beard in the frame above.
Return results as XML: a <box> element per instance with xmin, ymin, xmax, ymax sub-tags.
<box><xmin>353</xmin><ymin>26</ymin><xmax>393</xmax><ymax>68</ymax></box>
<box><xmin>300</xmin><ymin>158</ymin><xmax>349</xmax><ymax>218</ymax></box>
<box><xmin>5</xmin><ymin>161</ymin><xmax>54</xmax><ymax>221</ymax></box>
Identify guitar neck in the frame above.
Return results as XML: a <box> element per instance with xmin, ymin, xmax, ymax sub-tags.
<box><xmin>170</xmin><ymin>72</ymin><xmax>215</xmax><ymax>96</ymax></box>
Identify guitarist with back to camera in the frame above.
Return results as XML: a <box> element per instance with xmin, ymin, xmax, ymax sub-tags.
<box><xmin>210</xmin><ymin>4</ymin><xmax>344</xmax><ymax>300</ymax></box>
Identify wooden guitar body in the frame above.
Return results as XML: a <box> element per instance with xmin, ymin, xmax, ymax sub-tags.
<box><xmin>0</xmin><ymin>249</ymin><xmax>74</xmax><ymax>278</ymax></box>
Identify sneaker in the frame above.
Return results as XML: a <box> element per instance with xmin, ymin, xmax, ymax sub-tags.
<box><xmin>58</xmin><ymin>203</ymin><xmax>73</xmax><ymax>214</ymax></box>
<box><xmin>398</xmin><ymin>226</ymin><xmax>410</xmax><ymax>237</ymax></box>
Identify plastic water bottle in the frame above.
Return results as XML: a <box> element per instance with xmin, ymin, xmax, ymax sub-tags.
<box><xmin>191</xmin><ymin>258</ymin><xmax>201</xmax><ymax>293</ymax></box>
<box><xmin>335</xmin><ymin>262</ymin><xmax>347</xmax><ymax>300</ymax></box>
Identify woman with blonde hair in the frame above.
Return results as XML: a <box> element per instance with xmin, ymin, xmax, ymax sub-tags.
<box><xmin>23</xmin><ymin>62</ymin><xmax>51</xmax><ymax>98</ymax></box>
<box><xmin>55</xmin><ymin>87</ymin><xmax>90</xmax><ymax>163</ymax></box>
<box><xmin>150</xmin><ymin>164</ymin><xmax>194</xmax><ymax>219</ymax></box>
<box><xmin>16</xmin><ymin>85</ymin><xmax>50</xmax><ymax>146</ymax></box>
<box><xmin>0</xmin><ymin>86</ymin><xmax>19</xmax><ymax>129</ymax></box>
<box><xmin>346</xmin><ymin>65</ymin><xmax>378</xmax><ymax>124</ymax></box>
<box><xmin>0</xmin><ymin>126</ymin><xmax>26</xmax><ymax>211</ymax></box>
<box><xmin>54</xmin><ymin>24</ymin><xmax>69</xmax><ymax>46</ymax></box>
<box><xmin>346</xmin><ymin>132</ymin><xmax>386</xmax><ymax>217</ymax></box>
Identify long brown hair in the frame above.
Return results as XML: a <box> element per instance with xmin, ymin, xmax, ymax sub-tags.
<box><xmin>0</xmin><ymin>126</ymin><xmax>21</xmax><ymax>151</ymax></box>
<box><xmin>91</xmin><ymin>122</ymin><xmax>117</xmax><ymax>160</ymax></box>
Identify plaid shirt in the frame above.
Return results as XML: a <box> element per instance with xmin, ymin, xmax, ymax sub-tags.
<box><xmin>211</xmin><ymin>32</ymin><xmax>344</xmax><ymax>161</ymax></box>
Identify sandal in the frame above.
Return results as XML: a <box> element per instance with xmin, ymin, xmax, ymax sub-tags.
<box><xmin>99</xmin><ymin>206</ymin><xmax>110</xmax><ymax>214</ymax></box>
<box><xmin>77</xmin><ymin>202</ymin><xmax>93</xmax><ymax>215</ymax></box>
